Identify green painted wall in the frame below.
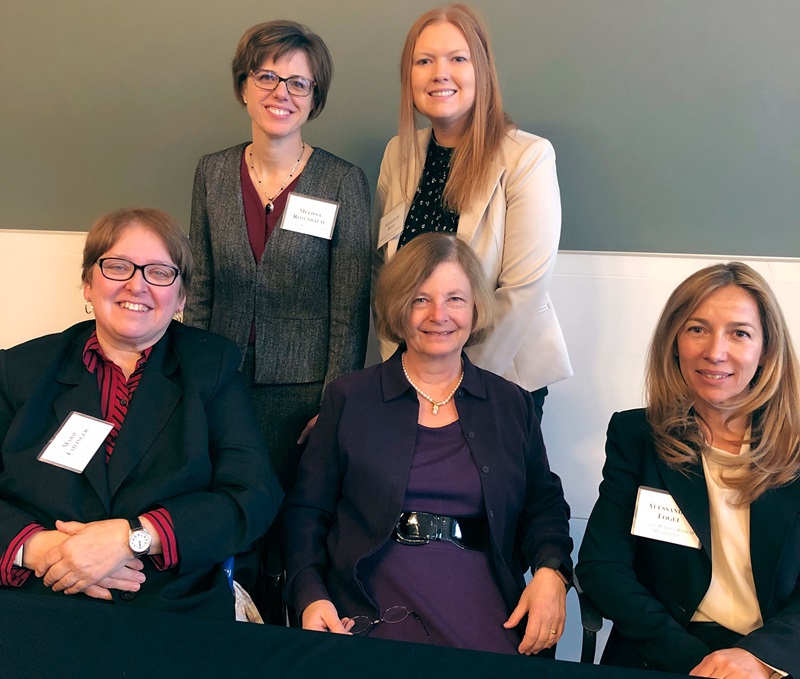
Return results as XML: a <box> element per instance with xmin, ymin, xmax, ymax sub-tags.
<box><xmin>1</xmin><ymin>0</ymin><xmax>797</xmax><ymax>255</ymax></box>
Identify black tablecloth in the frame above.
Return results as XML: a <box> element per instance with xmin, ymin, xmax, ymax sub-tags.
<box><xmin>0</xmin><ymin>590</ymin><xmax>686</xmax><ymax>678</ymax></box>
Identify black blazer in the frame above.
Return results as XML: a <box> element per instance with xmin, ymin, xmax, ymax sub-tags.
<box><xmin>576</xmin><ymin>409</ymin><xmax>800</xmax><ymax>676</ymax></box>
<box><xmin>0</xmin><ymin>321</ymin><xmax>283</xmax><ymax>617</ymax></box>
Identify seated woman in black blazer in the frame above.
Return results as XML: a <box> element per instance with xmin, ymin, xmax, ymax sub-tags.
<box><xmin>0</xmin><ymin>208</ymin><xmax>282</xmax><ymax>617</ymax></box>
<box><xmin>577</xmin><ymin>262</ymin><xmax>800</xmax><ymax>678</ymax></box>
<box><xmin>284</xmin><ymin>233</ymin><xmax>572</xmax><ymax>655</ymax></box>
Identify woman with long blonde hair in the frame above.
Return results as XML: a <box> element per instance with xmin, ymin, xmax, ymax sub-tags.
<box><xmin>577</xmin><ymin>262</ymin><xmax>800</xmax><ymax>678</ymax></box>
<box><xmin>373</xmin><ymin>4</ymin><xmax>571</xmax><ymax>421</ymax></box>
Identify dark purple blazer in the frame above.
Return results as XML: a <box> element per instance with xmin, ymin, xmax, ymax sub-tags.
<box><xmin>283</xmin><ymin>348</ymin><xmax>572</xmax><ymax>618</ymax></box>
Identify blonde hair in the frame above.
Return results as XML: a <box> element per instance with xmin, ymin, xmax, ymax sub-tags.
<box><xmin>646</xmin><ymin>262</ymin><xmax>800</xmax><ymax>503</ymax></box>
<box><xmin>375</xmin><ymin>233</ymin><xmax>494</xmax><ymax>347</ymax></box>
<box><xmin>398</xmin><ymin>4</ymin><xmax>512</xmax><ymax>213</ymax></box>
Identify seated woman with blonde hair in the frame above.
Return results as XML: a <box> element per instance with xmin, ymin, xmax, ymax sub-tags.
<box><xmin>577</xmin><ymin>262</ymin><xmax>800</xmax><ymax>678</ymax></box>
<box><xmin>285</xmin><ymin>232</ymin><xmax>572</xmax><ymax>655</ymax></box>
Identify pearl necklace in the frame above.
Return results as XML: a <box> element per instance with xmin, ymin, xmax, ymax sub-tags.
<box><xmin>401</xmin><ymin>352</ymin><xmax>464</xmax><ymax>415</ymax></box>
<box><xmin>248</xmin><ymin>142</ymin><xmax>305</xmax><ymax>214</ymax></box>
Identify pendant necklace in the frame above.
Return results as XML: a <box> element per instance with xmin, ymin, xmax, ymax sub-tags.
<box><xmin>249</xmin><ymin>142</ymin><xmax>305</xmax><ymax>214</ymax></box>
<box><xmin>401</xmin><ymin>352</ymin><xmax>464</xmax><ymax>415</ymax></box>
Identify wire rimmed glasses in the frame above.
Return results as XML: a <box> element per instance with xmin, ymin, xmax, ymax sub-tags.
<box><xmin>97</xmin><ymin>257</ymin><xmax>180</xmax><ymax>287</ymax></box>
<box><xmin>347</xmin><ymin>605</ymin><xmax>432</xmax><ymax>644</ymax></box>
<box><xmin>249</xmin><ymin>69</ymin><xmax>315</xmax><ymax>97</ymax></box>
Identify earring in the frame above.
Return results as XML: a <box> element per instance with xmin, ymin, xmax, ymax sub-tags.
<box><xmin>243</xmin><ymin>98</ymin><xmax>248</xmax><ymax>104</ymax></box>
<box><xmin>173</xmin><ymin>310</ymin><xmax>184</xmax><ymax>323</ymax></box>
<box><xmin>84</xmin><ymin>301</ymin><xmax>94</xmax><ymax>315</ymax></box>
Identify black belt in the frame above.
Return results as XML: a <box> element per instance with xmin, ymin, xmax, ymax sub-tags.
<box><xmin>393</xmin><ymin>511</ymin><xmax>489</xmax><ymax>551</ymax></box>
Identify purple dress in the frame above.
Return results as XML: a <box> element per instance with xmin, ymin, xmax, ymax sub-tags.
<box><xmin>357</xmin><ymin>421</ymin><xmax>521</xmax><ymax>654</ymax></box>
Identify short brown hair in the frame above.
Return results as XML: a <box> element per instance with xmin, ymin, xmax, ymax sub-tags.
<box><xmin>375</xmin><ymin>233</ymin><xmax>494</xmax><ymax>347</ymax></box>
<box><xmin>231</xmin><ymin>20</ymin><xmax>333</xmax><ymax>120</ymax></box>
<box><xmin>647</xmin><ymin>262</ymin><xmax>800</xmax><ymax>502</ymax></box>
<box><xmin>82</xmin><ymin>208</ymin><xmax>193</xmax><ymax>291</ymax></box>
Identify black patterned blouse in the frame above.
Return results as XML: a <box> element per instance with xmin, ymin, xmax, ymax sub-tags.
<box><xmin>397</xmin><ymin>137</ymin><xmax>459</xmax><ymax>249</ymax></box>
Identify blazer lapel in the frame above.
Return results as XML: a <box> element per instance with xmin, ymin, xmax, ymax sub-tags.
<box><xmin>456</xmin><ymin>159</ymin><xmax>503</xmax><ymax>245</ymax></box>
<box><xmin>750</xmin><ymin>482</ymin><xmax>800</xmax><ymax>613</ymax></box>
<box><xmin>53</xmin><ymin>343</ymin><xmax>111</xmax><ymax>513</ymax></box>
<box><xmin>657</xmin><ymin>456</ymin><xmax>712</xmax><ymax>559</ymax></box>
<box><xmin>106</xmin><ymin>335</ymin><xmax>181</xmax><ymax>498</ymax></box>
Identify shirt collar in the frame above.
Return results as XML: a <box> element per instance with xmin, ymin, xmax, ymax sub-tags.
<box><xmin>380</xmin><ymin>344</ymin><xmax>487</xmax><ymax>403</ymax></box>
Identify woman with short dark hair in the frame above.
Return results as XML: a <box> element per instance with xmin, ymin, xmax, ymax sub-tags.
<box><xmin>186</xmin><ymin>20</ymin><xmax>371</xmax><ymax>491</ymax></box>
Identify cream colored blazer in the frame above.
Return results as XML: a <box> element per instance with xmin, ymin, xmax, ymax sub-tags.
<box><xmin>373</xmin><ymin>128</ymin><xmax>572</xmax><ymax>392</ymax></box>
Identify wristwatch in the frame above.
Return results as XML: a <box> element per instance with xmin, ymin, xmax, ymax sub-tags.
<box><xmin>536</xmin><ymin>558</ymin><xmax>573</xmax><ymax>587</ymax></box>
<box><xmin>127</xmin><ymin>517</ymin><xmax>152</xmax><ymax>557</ymax></box>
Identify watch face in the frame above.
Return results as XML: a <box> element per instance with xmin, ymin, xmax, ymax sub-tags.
<box><xmin>129</xmin><ymin>530</ymin><xmax>151</xmax><ymax>554</ymax></box>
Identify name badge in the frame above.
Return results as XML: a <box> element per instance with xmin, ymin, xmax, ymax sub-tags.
<box><xmin>377</xmin><ymin>203</ymin><xmax>405</xmax><ymax>248</ymax></box>
<box><xmin>281</xmin><ymin>193</ymin><xmax>339</xmax><ymax>240</ymax></box>
<box><xmin>631</xmin><ymin>486</ymin><xmax>701</xmax><ymax>549</ymax></box>
<box><xmin>37</xmin><ymin>411</ymin><xmax>113</xmax><ymax>474</ymax></box>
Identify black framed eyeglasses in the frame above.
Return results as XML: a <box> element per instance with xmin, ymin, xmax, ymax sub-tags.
<box><xmin>348</xmin><ymin>606</ymin><xmax>432</xmax><ymax>644</ymax></box>
<box><xmin>97</xmin><ymin>257</ymin><xmax>180</xmax><ymax>287</ymax></box>
<box><xmin>249</xmin><ymin>69</ymin><xmax>315</xmax><ymax>97</ymax></box>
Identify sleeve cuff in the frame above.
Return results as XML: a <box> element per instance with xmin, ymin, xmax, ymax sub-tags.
<box><xmin>142</xmin><ymin>509</ymin><xmax>179</xmax><ymax>570</ymax></box>
<box><xmin>1</xmin><ymin>523</ymin><xmax>45</xmax><ymax>586</ymax></box>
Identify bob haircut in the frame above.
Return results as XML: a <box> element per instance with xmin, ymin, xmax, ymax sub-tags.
<box><xmin>231</xmin><ymin>20</ymin><xmax>333</xmax><ymax>120</ymax></box>
<box><xmin>82</xmin><ymin>208</ymin><xmax>193</xmax><ymax>292</ymax></box>
<box><xmin>646</xmin><ymin>261</ymin><xmax>800</xmax><ymax>503</ymax></box>
<box><xmin>375</xmin><ymin>232</ymin><xmax>494</xmax><ymax>348</ymax></box>
<box><xmin>397</xmin><ymin>4</ymin><xmax>511</xmax><ymax>213</ymax></box>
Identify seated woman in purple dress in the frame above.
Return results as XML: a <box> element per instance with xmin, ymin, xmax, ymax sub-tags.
<box><xmin>284</xmin><ymin>233</ymin><xmax>572</xmax><ymax>655</ymax></box>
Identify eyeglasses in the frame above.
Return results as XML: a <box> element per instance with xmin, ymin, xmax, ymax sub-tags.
<box><xmin>97</xmin><ymin>257</ymin><xmax>181</xmax><ymax>287</ymax></box>
<box><xmin>348</xmin><ymin>606</ymin><xmax>432</xmax><ymax>643</ymax></box>
<box><xmin>249</xmin><ymin>70</ymin><xmax>315</xmax><ymax>97</ymax></box>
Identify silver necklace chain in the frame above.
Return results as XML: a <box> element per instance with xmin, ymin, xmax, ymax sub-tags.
<box><xmin>401</xmin><ymin>352</ymin><xmax>464</xmax><ymax>415</ymax></box>
<box><xmin>248</xmin><ymin>142</ymin><xmax>305</xmax><ymax>214</ymax></box>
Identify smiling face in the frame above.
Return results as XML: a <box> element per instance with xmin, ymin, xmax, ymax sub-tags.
<box><xmin>404</xmin><ymin>260</ymin><xmax>474</xmax><ymax>362</ymax></box>
<box><xmin>84</xmin><ymin>223</ymin><xmax>185</xmax><ymax>354</ymax></box>
<box><xmin>242</xmin><ymin>50</ymin><xmax>315</xmax><ymax>144</ymax></box>
<box><xmin>677</xmin><ymin>285</ymin><xmax>764</xmax><ymax>421</ymax></box>
<box><xmin>411</xmin><ymin>21</ymin><xmax>476</xmax><ymax>144</ymax></box>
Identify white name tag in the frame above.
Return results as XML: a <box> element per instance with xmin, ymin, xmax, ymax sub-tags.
<box><xmin>631</xmin><ymin>486</ymin><xmax>701</xmax><ymax>549</ymax></box>
<box><xmin>377</xmin><ymin>203</ymin><xmax>405</xmax><ymax>248</ymax></box>
<box><xmin>37</xmin><ymin>411</ymin><xmax>113</xmax><ymax>473</ymax></box>
<box><xmin>281</xmin><ymin>193</ymin><xmax>339</xmax><ymax>240</ymax></box>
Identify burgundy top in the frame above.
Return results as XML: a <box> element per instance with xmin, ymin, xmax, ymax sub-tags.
<box><xmin>357</xmin><ymin>421</ymin><xmax>520</xmax><ymax>654</ymax></box>
<box><xmin>240</xmin><ymin>148</ymin><xmax>302</xmax><ymax>344</ymax></box>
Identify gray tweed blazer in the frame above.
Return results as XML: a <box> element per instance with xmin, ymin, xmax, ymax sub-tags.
<box><xmin>185</xmin><ymin>143</ymin><xmax>371</xmax><ymax>389</ymax></box>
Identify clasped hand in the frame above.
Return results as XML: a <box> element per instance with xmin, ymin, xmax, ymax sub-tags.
<box><xmin>29</xmin><ymin>519</ymin><xmax>145</xmax><ymax>600</ymax></box>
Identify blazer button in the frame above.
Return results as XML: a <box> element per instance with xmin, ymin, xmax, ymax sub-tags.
<box><xmin>481</xmin><ymin>465</ymin><xmax>489</xmax><ymax>473</ymax></box>
<box><xmin>489</xmin><ymin>510</ymin><xmax>495</xmax><ymax>518</ymax></box>
<box><xmin>120</xmin><ymin>591</ymin><xmax>137</xmax><ymax>601</ymax></box>
<box><xmin>467</xmin><ymin>432</ymin><xmax>476</xmax><ymax>439</ymax></box>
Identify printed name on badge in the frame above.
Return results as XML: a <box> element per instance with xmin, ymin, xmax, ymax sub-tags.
<box><xmin>377</xmin><ymin>203</ymin><xmax>405</xmax><ymax>249</ymax></box>
<box><xmin>631</xmin><ymin>486</ymin><xmax>701</xmax><ymax>549</ymax></box>
<box><xmin>280</xmin><ymin>193</ymin><xmax>339</xmax><ymax>240</ymax></box>
<box><xmin>37</xmin><ymin>411</ymin><xmax>114</xmax><ymax>474</ymax></box>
